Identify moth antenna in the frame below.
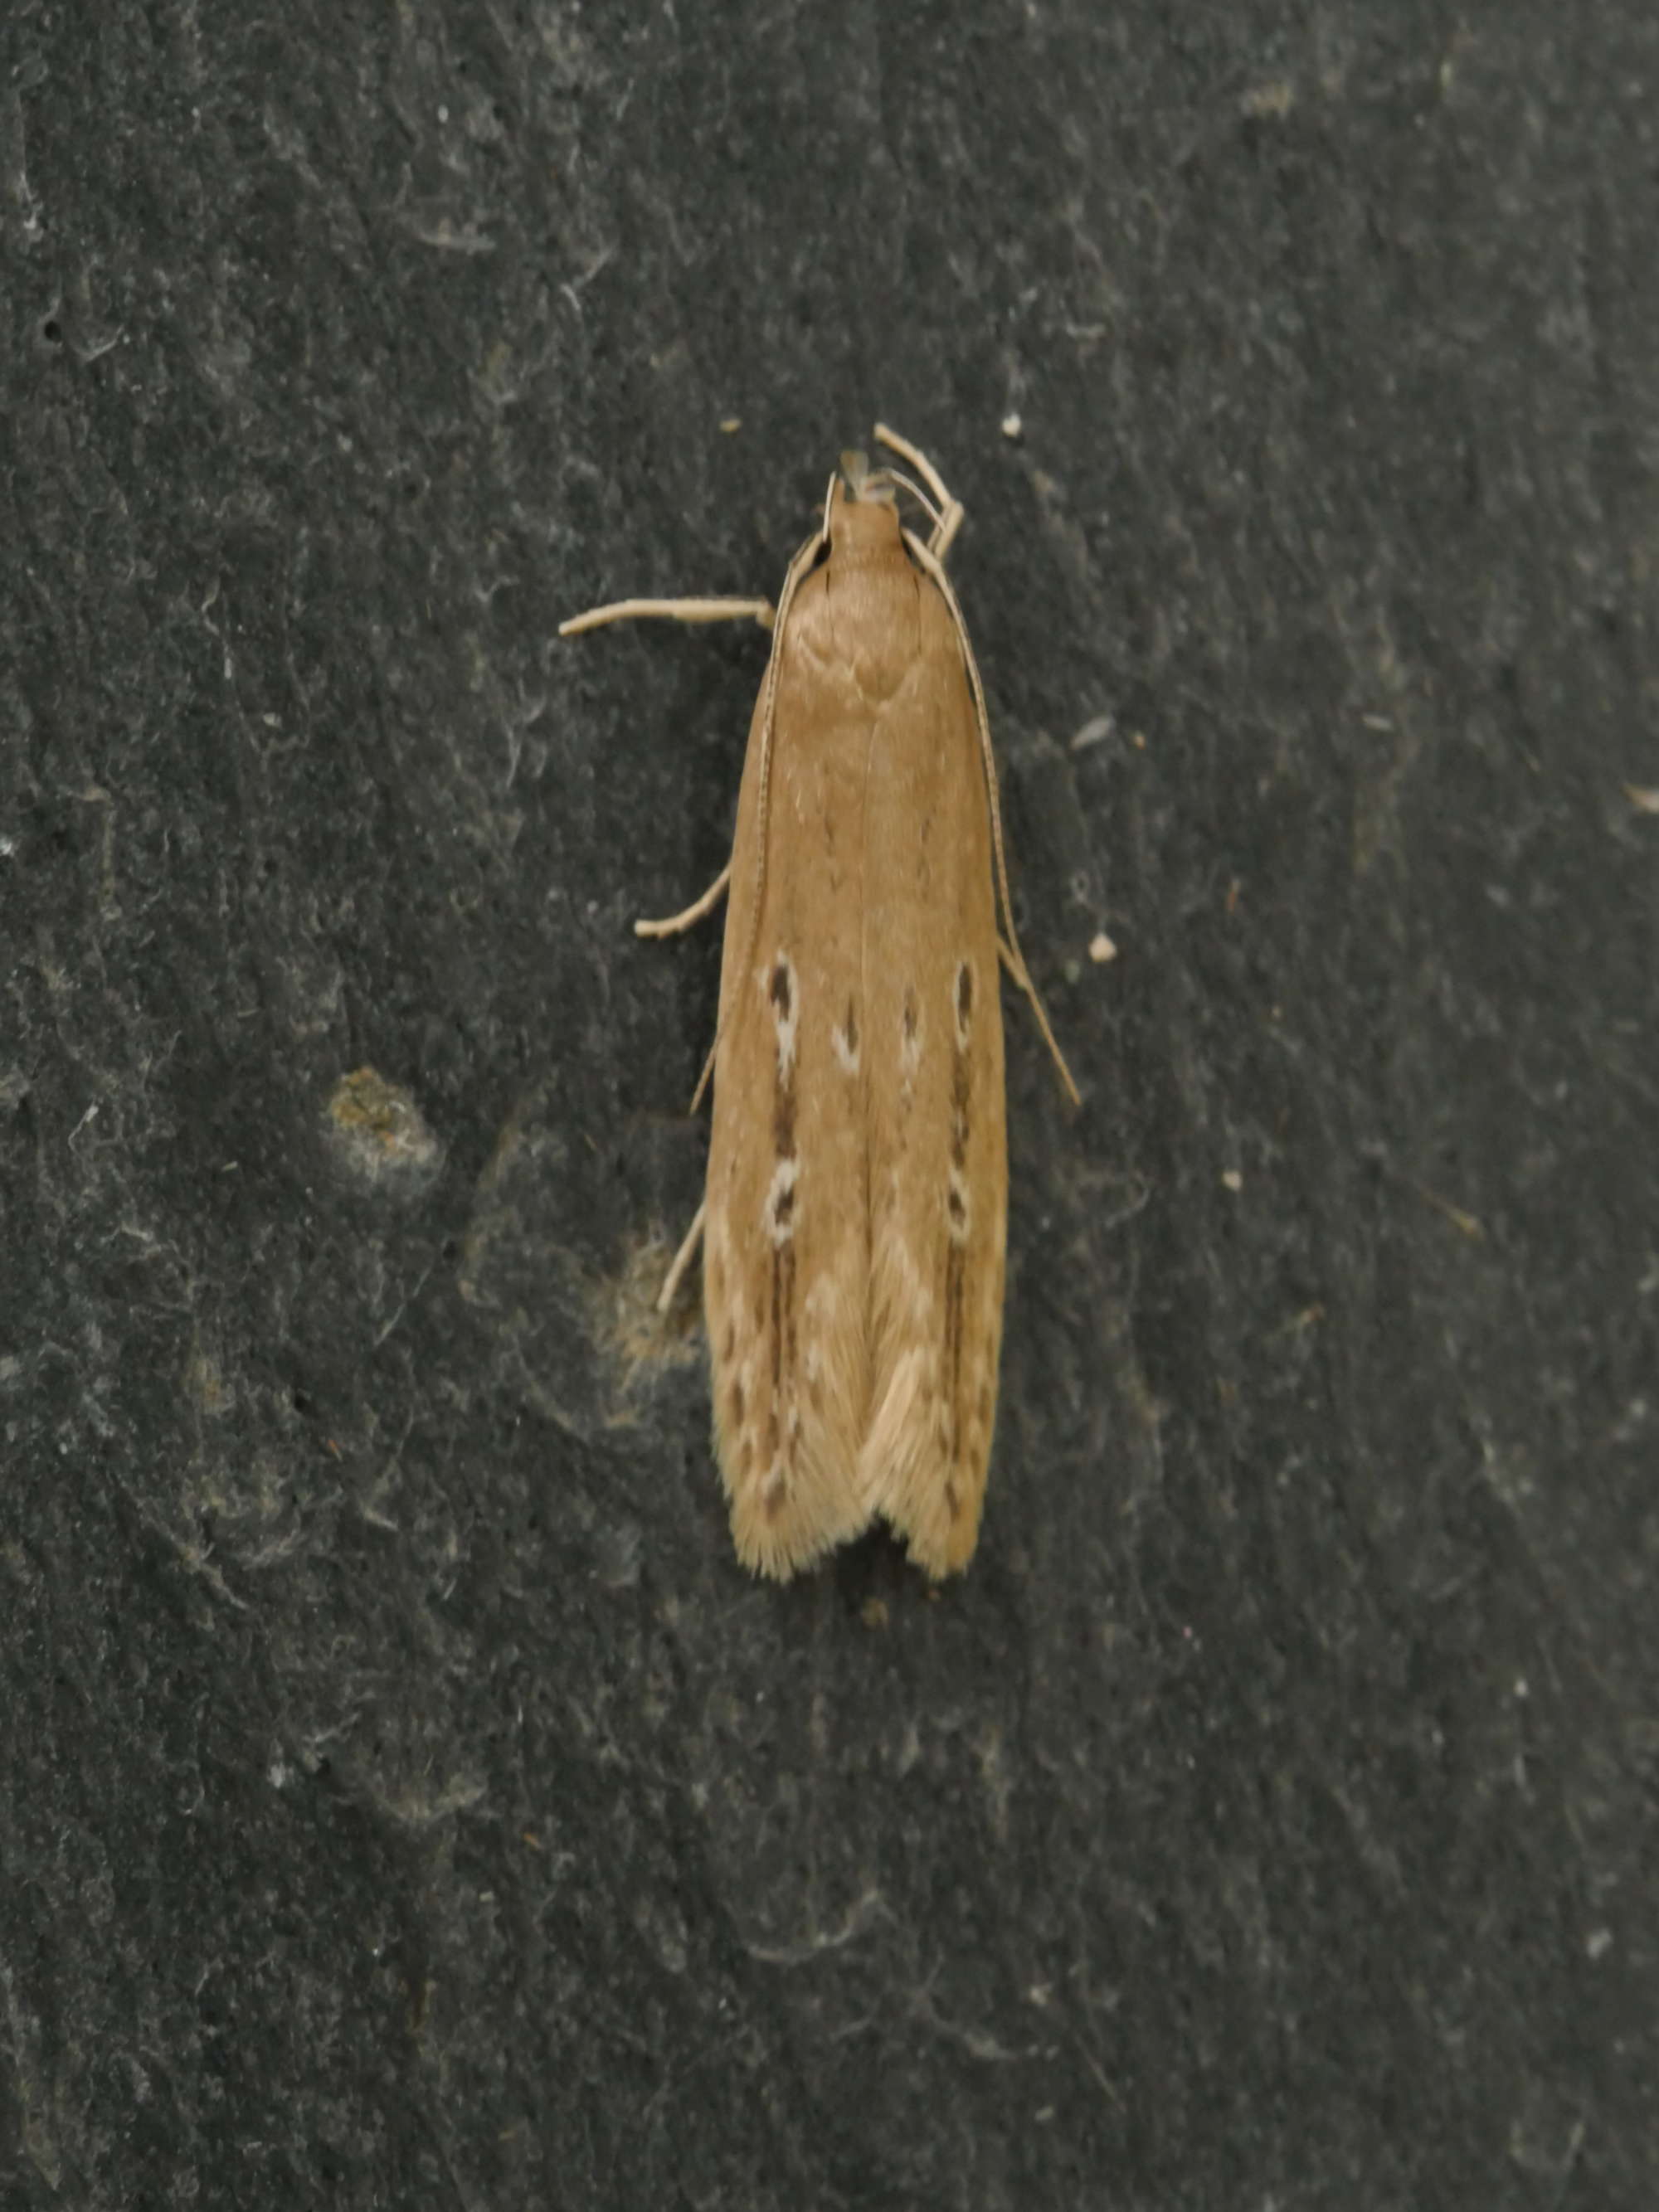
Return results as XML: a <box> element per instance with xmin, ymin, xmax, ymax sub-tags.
<box><xmin>878</xmin><ymin>464</ymin><xmax>946</xmax><ymax>538</ymax></box>
<box><xmin>873</xmin><ymin>422</ymin><xmax>951</xmax><ymax>503</ymax></box>
<box><xmin>996</xmin><ymin>940</ymin><xmax>1078</xmax><ymax>1106</ymax></box>
<box><xmin>902</xmin><ymin>524</ymin><xmax>1081</xmax><ymax>1108</ymax></box>
<box><xmin>688</xmin><ymin>1034</ymin><xmax>717</xmax><ymax>1114</ymax></box>
<box><xmin>873</xmin><ymin>424</ymin><xmax>964</xmax><ymax>558</ymax></box>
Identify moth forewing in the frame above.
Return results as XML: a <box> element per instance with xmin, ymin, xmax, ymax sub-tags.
<box><xmin>703</xmin><ymin>586</ymin><xmax>873</xmax><ymax>1578</ymax></box>
<box><xmin>855</xmin><ymin>583</ymin><xmax>1009</xmax><ymax>1576</ymax></box>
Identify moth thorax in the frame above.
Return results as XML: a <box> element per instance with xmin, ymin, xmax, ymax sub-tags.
<box><xmin>828</xmin><ymin>478</ymin><xmax>903</xmax><ymax>560</ymax></box>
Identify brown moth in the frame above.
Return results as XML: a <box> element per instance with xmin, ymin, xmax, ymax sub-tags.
<box><xmin>562</xmin><ymin>428</ymin><xmax>1077</xmax><ymax>1579</ymax></box>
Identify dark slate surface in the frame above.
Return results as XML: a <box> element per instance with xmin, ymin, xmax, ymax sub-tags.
<box><xmin>3</xmin><ymin>4</ymin><xmax>1655</xmax><ymax>2207</ymax></box>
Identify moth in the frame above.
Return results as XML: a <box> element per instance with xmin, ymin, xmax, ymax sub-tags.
<box><xmin>562</xmin><ymin>427</ymin><xmax>1077</xmax><ymax>1579</ymax></box>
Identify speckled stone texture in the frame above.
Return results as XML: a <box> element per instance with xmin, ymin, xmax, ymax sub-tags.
<box><xmin>2</xmin><ymin>4</ymin><xmax>1655</xmax><ymax>2207</ymax></box>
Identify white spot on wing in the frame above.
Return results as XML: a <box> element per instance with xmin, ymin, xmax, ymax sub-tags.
<box><xmin>879</xmin><ymin>1232</ymin><xmax>935</xmax><ymax>1320</ymax></box>
<box><xmin>764</xmin><ymin>1156</ymin><xmax>798</xmax><ymax>1246</ymax></box>
<box><xmin>765</xmin><ymin>950</ymin><xmax>799</xmax><ymax>1080</ymax></box>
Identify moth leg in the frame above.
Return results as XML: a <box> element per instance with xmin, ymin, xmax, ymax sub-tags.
<box><xmin>998</xmin><ymin>936</ymin><xmax>1081</xmax><ymax>1106</ymax></box>
<box><xmin>636</xmin><ymin>873</ymin><xmax>722</xmax><ymax>1114</ymax></box>
<box><xmin>559</xmin><ymin>597</ymin><xmax>775</xmax><ymax>637</ymax></box>
<box><xmin>635</xmin><ymin>860</ymin><xmax>731</xmax><ymax>939</ymax></box>
<box><xmin>655</xmin><ymin>1199</ymin><xmax>706</xmax><ymax>1315</ymax></box>
<box><xmin>873</xmin><ymin>423</ymin><xmax>964</xmax><ymax>560</ymax></box>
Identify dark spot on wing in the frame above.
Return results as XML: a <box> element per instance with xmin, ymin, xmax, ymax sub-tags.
<box><xmin>773</xmin><ymin>1086</ymin><xmax>795</xmax><ymax>1155</ymax></box>
<box><xmin>769</xmin><ymin>958</ymin><xmax>793</xmax><ymax>1018</ymax></box>
<box><xmin>951</xmin><ymin>1057</ymin><xmax>971</xmax><ymax>1163</ymax></box>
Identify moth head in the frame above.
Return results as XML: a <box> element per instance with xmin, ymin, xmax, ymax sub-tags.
<box><xmin>834</xmin><ymin>435</ymin><xmax>961</xmax><ymax>562</ymax></box>
<box><xmin>839</xmin><ymin>449</ymin><xmax>898</xmax><ymax>506</ymax></box>
<box><xmin>826</xmin><ymin>451</ymin><xmax>905</xmax><ymax>556</ymax></box>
